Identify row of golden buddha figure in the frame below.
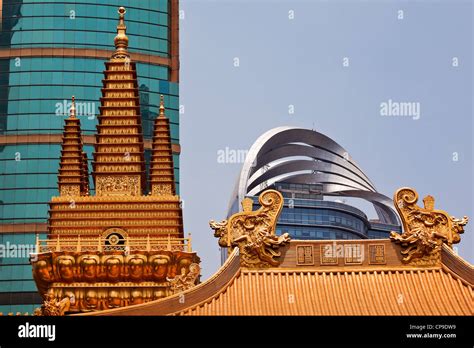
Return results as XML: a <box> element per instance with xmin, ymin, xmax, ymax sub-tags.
<box><xmin>33</xmin><ymin>251</ymin><xmax>198</xmax><ymax>284</ymax></box>
<box><xmin>44</xmin><ymin>286</ymin><xmax>171</xmax><ymax>313</ymax></box>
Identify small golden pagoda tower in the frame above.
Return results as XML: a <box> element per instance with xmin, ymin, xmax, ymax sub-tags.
<box><xmin>57</xmin><ymin>96</ymin><xmax>87</xmax><ymax>197</ymax></box>
<box><xmin>31</xmin><ymin>7</ymin><xmax>199</xmax><ymax>315</ymax></box>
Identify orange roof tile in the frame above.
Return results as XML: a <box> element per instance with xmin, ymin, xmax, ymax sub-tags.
<box><xmin>180</xmin><ymin>267</ymin><xmax>471</xmax><ymax>316</ymax></box>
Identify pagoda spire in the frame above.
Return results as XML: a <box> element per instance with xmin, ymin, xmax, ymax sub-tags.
<box><xmin>149</xmin><ymin>95</ymin><xmax>176</xmax><ymax>196</ymax></box>
<box><xmin>92</xmin><ymin>7</ymin><xmax>146</xmax><ymax>196</ymax></box>
<box><xmin>113</xmin><ymin>7</ymin><xmax>129</xmax><ymax>59</ymax></box>
<box><xmin>58</xmin><ymin>96</ymin><xmax>86</xmax><ymax>196</ymax></box>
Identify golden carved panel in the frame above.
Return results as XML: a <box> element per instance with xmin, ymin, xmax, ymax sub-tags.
<box><xmin>368</xmin><ymin>244</ymin><xmax>386</xmax><ymax>265</ymax></box>
<box><xmin>296</xmin><ymin>245</ymin><xmax>314</xmax><ymax>266</ymax></box>
<box><xmin>32</xmin><ymin>250</ymin><xmax>199</xmax><ymax>314</ymax></box>
<box><xmin>59</xmin><ymin>186</ymin><xmax>81</xmax><ymax>197</ymax></box>
<box><xmin>96</xmin><ymin>175</ymin><xmax>140</xmax><ymax>196</ymax></box>
<box><xmin>151</xmin><ymin>184</ymin><xmax>174</xmax><ymax>196</ymax></box>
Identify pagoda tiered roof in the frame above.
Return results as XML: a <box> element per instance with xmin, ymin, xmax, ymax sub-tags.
<box><xmin>57</xmin><ymin>97</ymin><xmax>87</xmax><ymax>197</ymax></box>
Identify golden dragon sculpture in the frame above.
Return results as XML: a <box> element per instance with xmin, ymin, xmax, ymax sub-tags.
<box><xmin>210</xmin><ymin>190</ymin><xmax>290</xmax><ymax>268</ymax></box>
<box><xmin>390</xmin><ymin>187</ymin><xmax>468</xmax><ymax>266</ymax></box>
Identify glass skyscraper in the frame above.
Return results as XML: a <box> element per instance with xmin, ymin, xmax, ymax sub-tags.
<box><xmin>225</xmin><ymin>127</ymin><xmax>401</xmax><ymax>263</ymax></box>
<box><xmin>0</xmin><ymin>0</ymin><xmax>180</xmax><ymax>313</ymax></box>
<box><xmin>272</xmin><ymin>182</ymin><xmax>401</xmax><ymax>240</ymax></box>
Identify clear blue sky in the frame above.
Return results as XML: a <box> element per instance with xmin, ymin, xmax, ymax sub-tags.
<box><xmin>179</xmin><ymin>0</ymin><xmax>473</xmax><ymax>279</ymax></box>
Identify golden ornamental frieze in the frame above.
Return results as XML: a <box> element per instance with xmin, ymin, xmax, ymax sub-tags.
<box><xmin>33</xmin><ymin>251</ymin><xmax>198</xmax><ymax>285</ymax></box>
<box><xmin>151</xmin><ymin>184</ymin><xmax>174</xmax><ymax>196</ymax></box>
<box><xmin>98</xmin><ymin>138</ymin><xmax>137</xmax><ymax>144</ymax></box>
<box><xmin>99</xmin><ymin>128</ymin><xmax>139</xmax><ymax>135</ymax></box>
<box><xmin>103</xmin><ymin>101</ymin><xmax>135</xmax><ymax>107</ymax></box>
<box><xmin>390</xmin><ymin>187</ymin><xmax>469</xmax><ymax>266</ymax></box>
<box><xmin>210</xmin><ymin>189</ymin><xmax>290</xmax><ymax>268</ymax></box>
<box><xmin>49</xmin><ymin>229</ymin><xmax>181</xmax><ymax>236</ymax></box>
<box><xmin>50</xmin><ymin>219</ymin><xmax>180</xmax><ymax>227</ymax></box>
<box><xmin>102</xmin><ymin>119</ymin><xmax>136</xmax><ymax>126</ymax></box>
<box><xmin>49</xmin><ymin>204</ymin><xmax>181</xmax><ymax>212</ymax></box>
<box><xmin>36</xmin><ymin>286</ymin><xmax>166</xmax><ymax>314</ymax></box>
<box><xmin>43</xmin><ymin>245</ymin><xmax>186</xmax><ymax>253</ymax></box>
<box><xmin>105</xmin><ymin>91</ymin><xmax>134</xmax><ymax>98</ymax></box>
<box><xmin>95</xmin><ymin>157</ymin><xmax>142</xmax><ymax>164</ymax></box>
<box><xmin>32</xmin><ymin>250</ymin><xmax>200</xmax><ymax>314</ymax></box>
<box><xmin>153</xmin><ymin>164</ymin><xmax>173</xmax><ymax>169</ymax></box>
<box><xmin>49</xmin><ymin>200</ymin><xmax>180</xmax><ymax>208</ymax></box>
<box><xmin>50</xmin><ymin>211</ymin><xmax>180</xmax><ymax>219</ymax></box>
<box><xmin>106</xmin><ymin>74</ymin><xmax>134</xmax><ymax>80</ymax></box>
<box><xmin>95</xmin><ymin>158</ymin><xmax>142</xmax><ymax>166</ymax></box>
<box><xmin>103</xmin><ymin>108</ymin><xmax>135</xmax><ymax>116</ymax></box>
<box><xmin>59</xmin><ymin>178</ymin><xmax>80</xmax><ymax>183</ymax></box>
<box><xmin>96</xmin><ymin>175</ymin><xmax>140</xmax><ymax>196</ymax></box>
<box><xmin>59</xmin><ymin>186</ymin><xmax>81</xmax><ymax>197</ymax></box>
<box><xmin>49</xmin><ymin>228</ymin><xmax>181</xmax><ymax>236</ymax></box>
<box><xmin>108</xmin><ymin>64</ymin><xmax>128</xmax><ymax>71</ymax></box>
<box><xmin>99</xmin><ymin>146</ymin><xmax>139</xmax><ymax>153</ymax></box>
<box><xmin>95</xmin><ymin>150</ymin><xmax>141</xmax><ymax>157</ymax></box>
<box><xmin>104</xmin><ymin>82</ymin><xmax>135</xmax><ymax>90</ymax></box>
<box><xmin>50</xmin><ymin>195</ymin><xmax>179</xmax><ymax>202</ymax></box>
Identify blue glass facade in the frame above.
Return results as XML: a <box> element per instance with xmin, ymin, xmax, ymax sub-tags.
<box><xmin>0</xmin><ymin>0</ymin><xmax>179</xmax><ymax>313</ymax></box>
<box><xmin>0</xmin><ymin>233</ymin><xmax>46</xmax><ymax>314</ymax></box>
<box><xmin>1</xmin><ymin>1</ymin><xmax>169</xmax><ymax>55</ymax></box>
<box><xmin>270</xmin><ymin>182</ymin><xmax>401</xmax><ymax>241</ymax></box>
<box><xmin>276</xmin><ymin>203</ymin><xmax>368</xmax><ymax>240</ymax></box>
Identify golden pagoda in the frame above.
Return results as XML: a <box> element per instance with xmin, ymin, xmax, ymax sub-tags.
<box><xmin>30</xmin><ymin>7</ymin><xmax>200</xmax><ymax>315</ymax></box>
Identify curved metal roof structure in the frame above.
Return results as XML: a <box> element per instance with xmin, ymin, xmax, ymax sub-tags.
<box><xmin>229</xmin><ymin>126</ymin><xmax>400</xmax><ymax>225</ymax></box>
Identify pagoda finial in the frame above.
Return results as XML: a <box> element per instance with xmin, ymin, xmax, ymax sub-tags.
<box><xmin>159</xmin><ymin>95</ymin><xmax>165</xmax><ymax>117</ymax></box>
<box><xmin>69</xmin><ymin>96</ymin><xmax>76</xmax><ymax>119</ymax></box>
<box><xmin>113</xmin><ymin>7</ymin><xmax>129</xmax><ymax>58</ymax></box>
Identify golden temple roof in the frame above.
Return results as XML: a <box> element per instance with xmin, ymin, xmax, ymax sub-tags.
<box><xmin>80</xmin><ymin>189</ymin><xmax>473</xmax><ymax>317</ymax></box>
<box><xmin>80</xmin><ymin>240</ymin><xmax>473</xmax><ymax>316</ymax></box>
